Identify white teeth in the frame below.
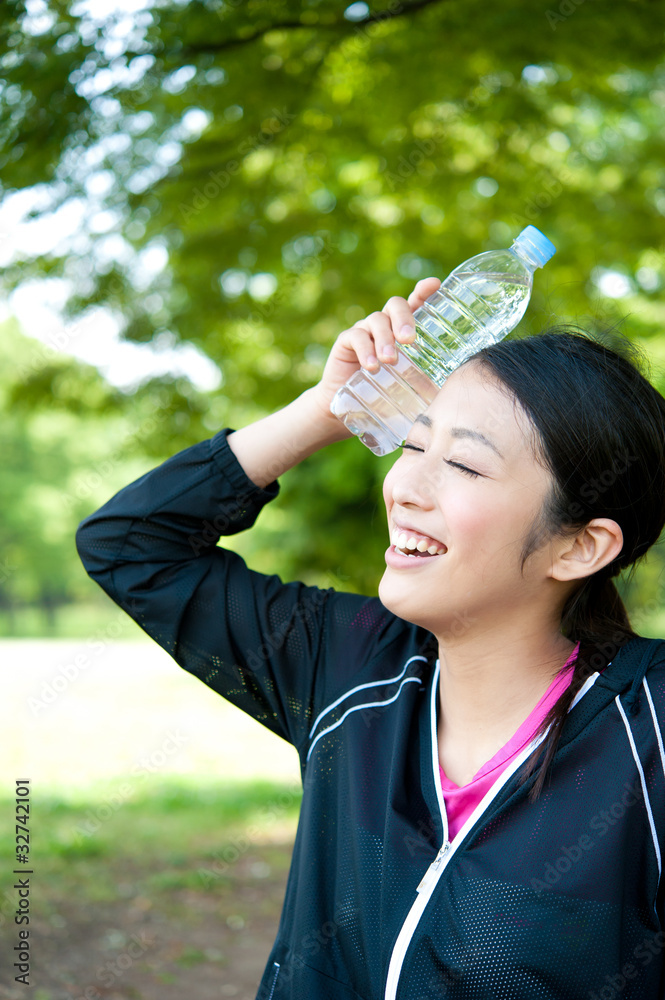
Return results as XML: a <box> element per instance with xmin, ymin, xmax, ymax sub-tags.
<box><xmin>392</xmin><ymin>526</ymin><xmax>446</xmax><ymax>556</ymax></box>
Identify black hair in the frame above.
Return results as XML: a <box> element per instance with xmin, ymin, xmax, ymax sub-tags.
<box><xmin>469</xmin><ymin>327</ymin><xmax>665</xmax><ymax>802</ymax></box>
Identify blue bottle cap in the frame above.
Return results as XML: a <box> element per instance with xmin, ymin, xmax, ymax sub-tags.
<box><xmin>514</xmin><ymin>226</ymin><xmax>556</xmax><ymax>268</ymax></box>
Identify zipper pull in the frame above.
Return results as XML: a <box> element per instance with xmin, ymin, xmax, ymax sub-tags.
<box><xmin>416</xmin><ymin>840</ymin><xmax>451</xmax><ymax>893</ymax></box>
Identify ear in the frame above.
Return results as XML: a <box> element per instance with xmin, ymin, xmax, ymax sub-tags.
<box><xmin>549</xmin><ymin>518</ymin><xmax>624</xmax><ymax>583</ymax></box>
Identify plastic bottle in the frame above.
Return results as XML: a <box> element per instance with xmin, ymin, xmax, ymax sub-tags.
<box><xmin>329</xmin><ymin>225</ymin><xmax>556</xmax><ymax>456</ymax></box>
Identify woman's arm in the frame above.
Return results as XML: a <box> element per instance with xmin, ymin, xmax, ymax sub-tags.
<box><xmin>226</xmin><ymin>275</ymin><xmax>440</xmax><ymax>488</ymax></box>
<box><xmin>74</xmin><ymin>419</ymin><xmax>336</xmax><ymax>750</ymax></box>
<box><xmin>226</xmin><ymin>385</ymin><xmax>350</xmax><ymax>489</ymax></box>
<box><xmin>75</xmin><ymin>280</ymin><xmax>440</xmax><ymax>749</ymax></box>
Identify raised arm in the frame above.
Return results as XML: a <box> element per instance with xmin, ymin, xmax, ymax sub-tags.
<box><xmin>225</xmin><ymin>385</ymin><xmax>349</xmax><ymax>489</ymax></box>
<box><xmin>75</xmin><ymin>279</ymin><xmax>440</xmax><ymax>751</ymax></box>
<box><xmin>226</xmin><ymin>276</ymin><xmax>440</xmax><ymax>487</ymax></box>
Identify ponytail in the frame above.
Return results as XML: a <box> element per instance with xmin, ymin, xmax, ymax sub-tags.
<box><xmin>516</xmin><ymin>571</ymin><xmax>636</xmax><ymax>803</ymax></box>
<box><xmin>561</xmin><ymin>571</ymin><xmax>634</xmax><ymax>648</ymax></box>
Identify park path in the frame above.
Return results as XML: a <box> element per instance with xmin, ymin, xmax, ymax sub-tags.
<box><xmin>1</xmin><ymin>637</ymin><xmax>301</xmax><ymax>794</ymax></box>
<box><xmin>0</xmin><ymin>638</ymin><xmax>302</xmax><ymax>999</ymax></box>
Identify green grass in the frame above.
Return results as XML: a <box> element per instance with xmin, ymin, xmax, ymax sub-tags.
<box><xmin>0</xmin><ymin>601</ymin><xmax>152</xmax><ymax>639</ymax></box>
<box><xmin>0</xmin><ymin>778</ymin><xmax>301</xmax><ymax>912</ymax></box>
<box><xmin>0</xmin><ymin>778</ymin><xmax>302</xmax><ymax>859</ymax></box>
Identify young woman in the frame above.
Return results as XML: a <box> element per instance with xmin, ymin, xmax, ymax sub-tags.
<box><xmin>76</xmin><ymin>278</ymin><xmax>665</xmax><ymax>999</ymax></box>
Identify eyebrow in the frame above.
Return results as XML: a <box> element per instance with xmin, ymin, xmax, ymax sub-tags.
<box><xmin>413</xmin><ymin>414</ymin><xmax>504</xmax><ymax>459</ymax></box>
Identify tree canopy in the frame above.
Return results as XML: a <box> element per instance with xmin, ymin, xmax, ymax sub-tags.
<box><xmin>2</xmin><ymin>0</ymin><xmax>665</xmax><ymax>622</ymax></box>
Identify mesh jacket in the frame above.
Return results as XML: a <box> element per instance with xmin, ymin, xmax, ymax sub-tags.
<box><xmin>75</xmin><ymin>427</ymin><xmax>665</xmax><ymax>1000</ymax></box>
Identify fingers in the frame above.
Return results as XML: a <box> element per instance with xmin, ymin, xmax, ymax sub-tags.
<box><xmin>336</xmin><ymin>322</ymin><xmax>383</xmax><ymax>373</ymax></box>
<box><xmin>363</xmin><ymin>310</ymin><xmax>400</xmax><ymax>369</ymax></box>
<box><xmin>342</xmin><ymin>277</ymin><xmax>441</xmax><ymax>374</ymax></box>
<box><xmin>350</xmin><ymin>305</ymin><xmax>413</xmax><ymax>372</ymax></box>
<box><xmin>377</xmin><ymin>296</ymin><xmax>416</xmax><ymax>357</ymax></box>
<box><xmin>407</xmin><ymin>276</ymin><xmax>441</xmax><ymax>311</ymax></box>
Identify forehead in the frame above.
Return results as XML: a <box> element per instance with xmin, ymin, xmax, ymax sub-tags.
<box><xmin>423</xmin><ymin>362</ymin><xmax>539</xmax><ymax>461</ymax></box>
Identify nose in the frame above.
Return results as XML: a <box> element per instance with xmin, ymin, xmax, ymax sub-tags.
<box><xmin>389</xmin><ymin>460</ymin><xmax>437</xmax><ymax>510</ymax></box>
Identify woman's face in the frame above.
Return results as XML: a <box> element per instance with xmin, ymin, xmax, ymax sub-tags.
<box><xmin>379</xmin><ymin>361</ymin><xmax>560</xmax><ymax>638</ymax></box>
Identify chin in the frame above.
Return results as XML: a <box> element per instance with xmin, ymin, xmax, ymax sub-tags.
<box><xmin>378</xmin><ymin>579</ymin><xmax>425</xmax><ymax>627</ymax></box>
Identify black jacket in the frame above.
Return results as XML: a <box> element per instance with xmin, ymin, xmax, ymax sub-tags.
<box><xmin>76</xmin><ymin>427</ymin><xmax>665</xmax><ymax>999</ymax></box>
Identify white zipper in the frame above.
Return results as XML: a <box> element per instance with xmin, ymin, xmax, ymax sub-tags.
<box><xmin>416</xmin><ymin>839</ymin><xmax>451</xmax><ymax>893</ymax></box>
<box><xmin>266</xmin><ymin>961</ymin><xmax>281</xmax><ymax>1000</ymax></box>
<box><xmin>383</xmin><ymin>659</ymin><xmax>556</xmax><ymax>1000</ymax></box>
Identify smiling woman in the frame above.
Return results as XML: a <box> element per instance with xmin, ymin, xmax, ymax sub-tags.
<box><xmin>381</xmin><ymin>332</ymin><xmax>665</xmax><ymax>803</ymax></box>
<box><xmin>76</xmin><ymin>280</ymin><xmax>665</xmax><ymax>1000</ymax></box>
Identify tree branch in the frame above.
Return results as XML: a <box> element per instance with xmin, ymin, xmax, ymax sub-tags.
<box><xmin>182</xmin><ymin>0</ymin><xmax>447</xmax><ymax>56</ymax></box>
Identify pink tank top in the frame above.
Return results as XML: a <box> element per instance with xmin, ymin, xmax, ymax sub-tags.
<box><xmin>439</xmin><ymin>642</ymin><xmax>580</xmax><ymax>842</ymax></box>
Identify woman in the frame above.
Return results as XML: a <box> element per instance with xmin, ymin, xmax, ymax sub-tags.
<box><xmin>76</xmin><ymin>278</ymin><xmax>665</xmax><ymax>999</ymax></box>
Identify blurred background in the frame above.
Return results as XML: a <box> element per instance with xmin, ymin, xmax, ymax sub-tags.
<box><xmin>1</xmin><ymin>0</ymin><xmax>665</xmax><ymax>996</ymax></box>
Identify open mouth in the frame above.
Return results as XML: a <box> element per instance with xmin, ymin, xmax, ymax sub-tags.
<box><xmin>395</xmin><ymin>549</ymin><xmax>441</xmax><ymax>558</ymax></box>
<box><xmin>392</xmin><ymin>529</ymin><xmax>447</xmax><ymax>557</ymax></box>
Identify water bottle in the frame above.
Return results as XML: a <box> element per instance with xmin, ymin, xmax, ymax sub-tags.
<box><xmin>329</xmin><ymin>225</ymin><xmax>556</xmax><ymax>456</ymax></box>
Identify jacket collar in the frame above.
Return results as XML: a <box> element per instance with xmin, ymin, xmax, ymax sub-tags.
<box><xmin>461</xmin><ymin>635</ymin><xmax>665</xmax><ymax>834</ymax></box>
<box><xmin>590</xmin><ymin>635</ymin><xmax>665</xmax><ymax>711</ymax></box>
<box><xmin>557</xmin><ymin>634</ymin><xmax>665</xmax><ymax>749</ymax></box>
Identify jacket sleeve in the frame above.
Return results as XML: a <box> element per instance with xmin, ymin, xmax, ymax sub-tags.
<box><xmin>75</xmin><ymin>426</ymin><xmax>342</xmax><ymax>752</ymax></box>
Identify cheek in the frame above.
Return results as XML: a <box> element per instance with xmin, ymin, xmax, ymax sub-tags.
<box><xmin>448</xmin><ymin>493</ymin><xmax>494</xmax><ymax>545</ymax></box>
<box><xmin>450</xmin><ymin>489</ymin><xmax>530</xmax><ymax>555</ymax></box>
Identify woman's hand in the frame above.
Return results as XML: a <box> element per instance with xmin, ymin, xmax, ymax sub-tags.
<box><xmin>227</xmin><ymin>277</ymin><xmax>442</xmax><ymax>480</ymax></box>
<box><xmin>309</xmin><ymin>276</ymin><xmax>441</xmax><ymax>425</ymax></box>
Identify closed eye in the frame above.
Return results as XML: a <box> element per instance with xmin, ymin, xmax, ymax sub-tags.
<box><xmin>400</xmin><ymin>443</ymin><xmax>480</xmax><ymax>478</ymax></box>
<box><xmin>445</xmin><ymin>460</ymin><xmax>480</xmax><ymax>478</ymax></box>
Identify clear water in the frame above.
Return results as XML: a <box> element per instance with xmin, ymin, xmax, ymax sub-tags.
<box><xmin>329</xmin><ymin>350</ymin><xmax>440</xmax><ymax>456</ymax></box>
<box><xmin>330</xmin><ymin>247</ymin><xmax>535</xmax><ymax>456</ymax></box>
<box><xmin>405</xmin><ymin>272</ymin><xmax>530</xmax><ymax>383</ymax></box>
